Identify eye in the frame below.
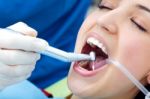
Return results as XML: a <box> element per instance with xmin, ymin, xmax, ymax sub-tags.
<box><xmin>98</xmin><ymin>4</ymin><xmax>112</xmax><ymax>10</ymax></box>
<box><xmin>131</xmin><ymin>18</ymin><xmax>147</xmax><ymax>32</ymax></box>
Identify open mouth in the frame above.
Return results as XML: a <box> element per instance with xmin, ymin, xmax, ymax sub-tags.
<box><xmin>75</xmin><ymin>37</ymin><xmax>109</xmax><ymax>71</ymax></box>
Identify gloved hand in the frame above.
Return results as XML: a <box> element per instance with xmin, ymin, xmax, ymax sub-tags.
<box><xmin>0</xmin><ymin>22</ymin><xmax>48</xmax><ymax>90</ymax></box>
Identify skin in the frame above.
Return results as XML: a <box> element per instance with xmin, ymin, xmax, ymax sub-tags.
<box><xmin>67</xmin><ymin>0</ymin><xmax>150</xmax><ymax>99</ymax></box>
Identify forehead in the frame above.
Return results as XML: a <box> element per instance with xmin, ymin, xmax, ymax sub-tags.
<box><xmin>107</xmin><ymin>0</ymin><xmax>150</xmax><ymax>6</ymax></box>
<box><xmin>125</xmin><ymin>0</ymin><xmax>150</xmax><ymax>6</ymax></box>
<box><xmin>108</xmin><ymin>0</ymin><xmax>150</xmax><ymax>12</ymax></box>
<box><xmin>135</xmin><ymin>0</ymin><xmax>150</xmax><ymax>5</ymax></box>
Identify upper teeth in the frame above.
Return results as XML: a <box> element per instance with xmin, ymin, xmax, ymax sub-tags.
<box><xmin>87</xmin><ymin>37</ymin><xmax>108</xmax><ymax>55</ymax></box>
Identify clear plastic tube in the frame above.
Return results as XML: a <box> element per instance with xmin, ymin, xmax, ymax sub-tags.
<box><xmin>106</xmin><ymin>59</ymin><xmax>150</xmax><ymax>98</ymax></box>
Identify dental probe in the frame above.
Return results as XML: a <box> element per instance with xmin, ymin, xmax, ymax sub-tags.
<box><xmin>2</xmin><ymin>28</ymin><xmax>96</xmax><ymax>62</ymax></box>
<box><xmin>40</xmin><ymin>46</ymin><xmax>95</xmax><ymax>62</ymax></box>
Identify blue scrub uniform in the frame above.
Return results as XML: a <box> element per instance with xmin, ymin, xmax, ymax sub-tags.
<box><xmin>0</xmin><ymin>80</ymin><xmax>67</xmax><ymax>99</ymax></box>
<box><xmin>0</xmin><ymin>81</ymin><xmax>48</xmax><ymax>99</ymax></box>
<box><xmin>0</xmin><ymin>0</ymin><xmax>91</xmax><ymax>88</ymax></box>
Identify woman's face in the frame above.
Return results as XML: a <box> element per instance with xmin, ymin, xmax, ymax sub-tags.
<box><xmin>68</xmin><ymin>0</ymin><xmax>150</xmax><ymax>99</ymax></box>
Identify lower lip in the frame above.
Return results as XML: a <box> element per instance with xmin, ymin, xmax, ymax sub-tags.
<box><xmin>73</xmin><ymin>60</ymin><xmax>108</xmax><ymax>77</ymax></box>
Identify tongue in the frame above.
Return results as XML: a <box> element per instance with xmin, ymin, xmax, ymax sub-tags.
<box><xmin>89</xmin><ymin>56</ymin><xmax>107</xmax><ymax>70</ymax></box>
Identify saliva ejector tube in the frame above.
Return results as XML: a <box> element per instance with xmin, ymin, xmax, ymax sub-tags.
<box><xmin>107</xmin><ymin>59</ymin><xmax>150</xmax><ymax>99</ymax></box>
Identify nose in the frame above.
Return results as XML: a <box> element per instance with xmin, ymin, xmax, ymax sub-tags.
<box><xmin>96</xmin><ymin>12</ymin><xmax>118</xmax><ymax>35</ymax></box>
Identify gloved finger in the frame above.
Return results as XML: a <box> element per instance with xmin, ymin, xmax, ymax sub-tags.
<box><xmin>0</xmin><ymin>63</ymin><xmax>36</xmax><ymax>78</ymax></box>
<box><xmin>0</xmin><ymin>49</ymin><xmax>40</xmax><ymax>65</ymax></box>
<box><xmin>7</xmin><ymin>22</ymin><xmax>37</xmax><ymax>37</ymax></box>
<box><xmin>0</xmin><ymin>29</ymin><xmax>48</xmax><ymax>52</ymax></box>
<box><xmin>12</xmin><ymin>73</ymin><xmax>32</xmax><ymax>83</ymax></box>
<box><xmin>0</xmin><ymin>72</ymin><xmax>31</xmax><ymax>81</ymax></box>
<box><xmin>0</xmin><ymin>73</ymin><xmax>31</xmax><ymax>90</ymax></box>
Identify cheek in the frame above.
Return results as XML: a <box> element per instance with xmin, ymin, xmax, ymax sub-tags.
<box><xmin>75</xmin><ymin>11</ymin><xmax>102</xmax><ymax>52</ymax></box>
<box><xmin>78</xmin><ymin>11</ymin><xmax>101</xmax><ymax>35</ymax></box>
<box><xmin>118</xmin><ymin>35</ymin><xmax>150</xmax><ymax>80</ymax></box>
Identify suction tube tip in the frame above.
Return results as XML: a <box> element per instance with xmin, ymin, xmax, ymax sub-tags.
<box><xmin>90</xmin><ymin>51</ymin><xmax>96</xmax><ymax>61</ymax></box>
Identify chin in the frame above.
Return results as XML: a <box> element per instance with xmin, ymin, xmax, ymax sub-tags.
<box><xmin>67</xmin><ymin>62</ymin><xmax>127</xmax><ymax>99</ymax></box>
<box><xmin>67</xmin><ymin>69</ymin><xmax>109</xmax><ymax>98</ymax></box>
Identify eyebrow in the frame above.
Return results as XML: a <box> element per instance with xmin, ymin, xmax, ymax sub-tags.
<box><xmin>136</xmin><ymin>4</ymin><xmax>150</xmax><ymax>14</ymax></box>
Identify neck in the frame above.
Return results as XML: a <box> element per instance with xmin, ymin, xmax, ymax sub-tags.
<box><xmin>70</xmin><ymin>88</ymin><xmax>140</xmax><ymax>99</ymax></box>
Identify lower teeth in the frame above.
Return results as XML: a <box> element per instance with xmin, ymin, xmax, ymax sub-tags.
<box><xmin>78</xmin><ymin>60</ymin><xmax>95</xmax><ymax>71</ymax></box>
<box><xmin>78</xmin><ymin>61</ymin><xmax>89</xmax><ymax>67</ymax></box>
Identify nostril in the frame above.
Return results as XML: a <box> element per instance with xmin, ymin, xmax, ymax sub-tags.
<box><xmin>97</xmin><ymin>18</ymin><xmax>117</xmax><ymax>34</ymax></box>
<box><xmin>101</xmin><ymin>23</ymin><xmax>117</xmax><ymax>34</ymax></box>
<box><xmin>102</xmin><ymin>25</ymin><xmax>110</xmax><ymax>32</ymax></box>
